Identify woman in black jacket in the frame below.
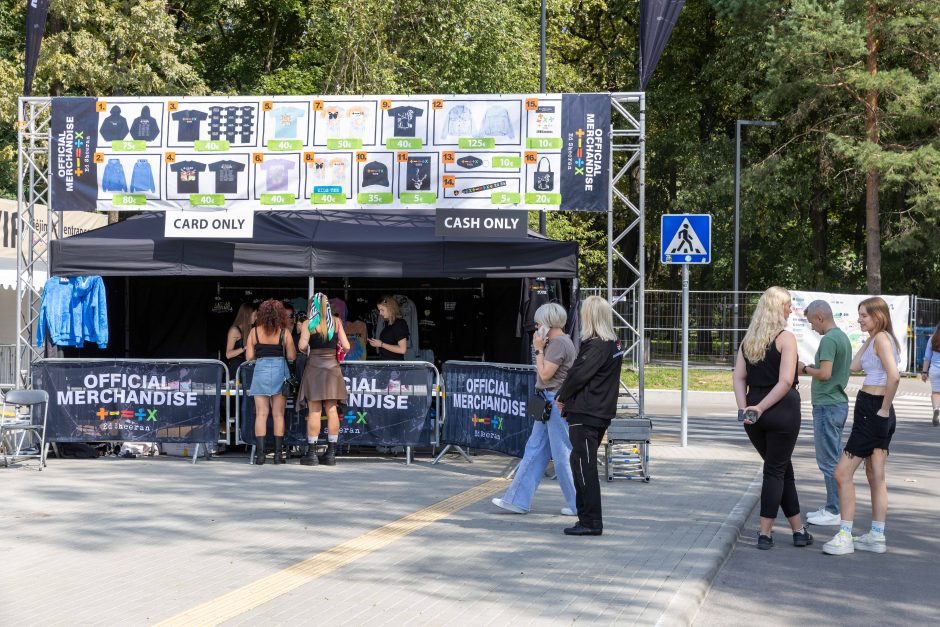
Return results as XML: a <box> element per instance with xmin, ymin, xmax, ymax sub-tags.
<box><xmin>556</xmin><ymin>296</ymin><xmax>624</xmax><ymax>536</ymax></box>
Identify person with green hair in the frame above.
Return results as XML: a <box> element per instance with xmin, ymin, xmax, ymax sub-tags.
<box><xmin>297</xmin><ymin>292</ymin><xmax>350</xmax><ymax>466</ymax></box>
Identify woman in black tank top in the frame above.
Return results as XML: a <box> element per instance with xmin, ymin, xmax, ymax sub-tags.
<box><xmin>732</xmin><ymin>286</ymin><xmax>811</xmax><ymax>550</ymax></box>
<box><xmin>246</xmin><ymin>299</ymin><xmax>296</xmax><ymax>465</ymax></box>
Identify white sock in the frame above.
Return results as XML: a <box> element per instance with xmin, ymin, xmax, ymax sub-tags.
<box><xmin>871</xmin><ymin>521</ymin><xmax>885</xmax><ymax>535</ymax></box>
<box><xmin>328</xmin><ymin>434</ymin><xmax>338</xmax><ymax>443</ymax></box>
<box><xmin>839</xmin><ymin>520</ymin><xmax>853</xmax><ymax>534</ymax></box>
<box><xmin>307</xmin><ymin>436</ymin><xmax>318</xmax><ymax>444</ymax></box>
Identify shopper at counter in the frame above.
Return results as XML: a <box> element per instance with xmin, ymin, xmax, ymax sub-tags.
<box><xmin>298</xmin><ymin>293</ymin><xmax>350</xmax><ymax>466</ymax></box>
<box><xmin>368</xmin><ymin>295</ymin><xmax>408</xmax><ymax>360</ymax></box>
<box><xmin>225</xmin><ymin>303</ymin><xmax>256</xmax><ymax>375</ymax></box>
<box><xmin>246</xmin><ymin>299</ymin><xmax>296</xmax><ymax>465</ymax></box>
<box><xmin>282</xmin><ymin>301</ymin><xmax>303</xmax><ymax>349</ymax></box>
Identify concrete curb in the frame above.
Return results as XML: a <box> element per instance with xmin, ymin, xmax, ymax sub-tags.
<box><xmin>655</xmin><ymin>469</ymin><xmax>762</xmax><ymax>626</ymax></box>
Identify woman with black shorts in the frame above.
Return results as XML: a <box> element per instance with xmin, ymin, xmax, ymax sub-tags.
<box><xmin>733</xmin><ymin>286</ymin><xmax>812</xmax><ymax>550</ymax></box>
<box><xmin>823</xmin><ymin>296</ymin><xmax>900</xmax><ymax>555</ymax></box>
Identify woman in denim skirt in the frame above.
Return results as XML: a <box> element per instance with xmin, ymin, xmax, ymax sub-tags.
<box><xmin>492</xmin><ymin>303</ymin><xmax>578</xmax><ymax>517</ymax></box>
<box><xmin>246</xmin><ymin>299</ymin><xmax>296</xmax><ymax>465</ymax></box>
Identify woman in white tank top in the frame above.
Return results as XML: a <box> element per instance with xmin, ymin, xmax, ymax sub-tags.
<box><xmin>822</xmin><ymin>297</ymin><xmax>900</xmax><ymax>556</ymax></box>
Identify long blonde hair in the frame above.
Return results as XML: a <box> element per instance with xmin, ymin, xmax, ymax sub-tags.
<box><xmin>580</xmin><ymin>295</ymin><xmax>617</xmax><ymax>342</ymax></box>
<box><xmin>741</xmin><ymin>286</ymin><xmax>790</xmax><ymax>363</ymax></box>
<box><xmin>859</xmin><ymin>296</ymin><xmax>900</xmax><ymax>351</ymax></box>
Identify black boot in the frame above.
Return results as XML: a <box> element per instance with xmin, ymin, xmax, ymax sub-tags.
<box><xmin>254</xmin><ymin>437</ymin><xmax>266</xmax><ymax>465</ymax></box>
<box><xmin>300</xmin><ymin>442</ymin><xmax>319</xmax><ymax>466</ymax></box>
<box><xmin>318</xmin><ymin>441</ymin><xmax>336</xmax><ymax>466</ymax></box>
<box><xmin>273</xmin><ymin>436</ymin><xmax>284</xmax><ymax>465</ymax></box>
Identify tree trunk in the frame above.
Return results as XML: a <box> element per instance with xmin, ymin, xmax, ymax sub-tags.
<box><xmin>864</xmin><ymin>0</ymin><xmax>881</xmax><ymax>293</ymax></box>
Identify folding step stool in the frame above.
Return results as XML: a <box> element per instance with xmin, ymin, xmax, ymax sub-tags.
<box><xmin>604</xmin><ymin>418</ymin><xmax>651</xmax><ymax>482</ymax></box>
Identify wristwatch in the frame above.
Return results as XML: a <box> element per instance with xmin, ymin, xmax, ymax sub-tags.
<box><xmin>801</xmin><ymin>365</ymin><xmax>808</xmax><ymax>375</ymax></box>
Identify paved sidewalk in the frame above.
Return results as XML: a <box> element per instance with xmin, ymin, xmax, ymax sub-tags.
<box><xmin>0</xmin><ymin>403</ymin><xmax>761</xmax><ymax>626</ymax></box>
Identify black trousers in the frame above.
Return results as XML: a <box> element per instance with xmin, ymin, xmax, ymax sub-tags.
<box><xmin>744</xmin><ymin>387</ymin><xmax>802</xmax><ymax>519</ymax></box>
<box><xmin>569</xmin><ymin>421</ymin><xmax>607</xmax><ymax>530</ymax></box>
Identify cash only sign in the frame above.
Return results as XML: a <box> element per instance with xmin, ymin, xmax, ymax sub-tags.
<box><xmin>48</xmin><ymin>92</ymin><xmax>611</xmax><ymax>239</ymax></box>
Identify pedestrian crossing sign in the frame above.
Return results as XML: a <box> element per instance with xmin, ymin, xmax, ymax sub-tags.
<box><xmin>661</xmin><ymin>214</ymin><xmax>711</xmax><ymax>264</ymax></box>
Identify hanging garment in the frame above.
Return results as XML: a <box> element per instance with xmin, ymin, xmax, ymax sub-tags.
<box><xmin>101</xmin><ymin>160</ymin><xmax>127</xmax><ymax>193</ymax></box>
<box><xmin>129</xmin><ymin>106</ymin><xmax>160</xmax><ymax>141</ymax></box>
<box><xmin>36</xmin><ymin>276</ymin><xmax>109</xmax><ymax>348</ymax></box>
<box><xmin>130</xmin><ymin>160</ymin><xmax>156</xmax><ymax>193</ymax></box>
<box><xmin>99</xmin><ymin>106</ymin><xmax>129</xmax><ymax>141</ymax></box>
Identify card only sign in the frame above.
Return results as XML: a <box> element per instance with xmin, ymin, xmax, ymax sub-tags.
<box><xmin>164</xmin><ymin>209</ymin><xmax>254</xmax><ymax>238</ymax></box>
<box><xmin>32</xmin><ymin>360</ymin><xmax>223</xmax><ymax>443</ymax></box>
<box><xmin>441</xmin><ymin>361</ymin><xmax>536</xmax><ymax>457</ymax></box>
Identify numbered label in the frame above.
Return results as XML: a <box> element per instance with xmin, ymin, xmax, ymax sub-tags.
<box><xmin>194</xmin><ymin>140</ymin><xmax>230</xmax><ymax>152</ymax></box>
<box><xmin>524</xmin><ymin>151</ymin><xmax>538</xmax><ymax>164</ymax></box>
<box><xmin>357</xmin><ymin>192</ymin><xmax>394</xmax><ymax>204</ymax></box>
<box><xmin>327</xmin><ymin>138</ymin><xmax>363</xmax><ymax>150</ymax></box>
<box><xmin>168</xmin><ymin>101</ymin><xmax>179</xmax><ymax>112</ymax></box>
<box><xmin>441</xmin><ymin>151</ymin><xmax>456</xmax><ymax>165</ymax></box>
<box><xmin>458</xmin><ymin>137</ymin><xmax>496</xmax><ymax>149</ymax></box>
<box><xmin>303</xmin><ymin>152</ymin><xmax>317</xmax><ymax>163</ymax></box>
<box><xmin>164</xmin><ymin>152</ymin><xmax>177</xmax><ymax>163</ymax></box>
<box><xmin>260</xmin><ymin>193</ymin><xmax>296</xmax><ymax>205</ymax></box>
<box><xmin>525</xmin><ymin>137</ymin><xmax>563</xmax><ymax>150</ymax></box>
<box><xmin>525</xmin><ymin>98</ymin><xmax>539</xmax><ymax>111</ymax></box>
<box><xmin>312</xmin><ymin>100</ymin><xmax>324</xmax><ymax>111</ymax></box>
<box><xmin>492</xmin><ymin>156</ymin><xmax>521</xmax><ymax>169</ymax></box>
<box><xmin>267</xmin><ymin>139</ymin><xmax>303</xmax><ymax>151</ymax></box>
<box><xmin>491</xmin><ymin>192</ymin><xmax>521</xmax><ymax>205</ymax></box>
<box><xmin>112</xmin><ymin>194</ymin><xmax>147</xmax><ymax>207</ymax></box>
<box><xmin>380</xmin><ymin>99</ymin><xmax>392</xmax><ymax>110</ymax></box>
<box><xmin>93</xmin><ymin>152</ymin><xmax>105</xmax><ymax>164</ymax></box>
<box><xmin>95</xmin><ymin>101</ymin><xmax>108</xmax><ymax>113</ymax></box>
<box><xmin>432</xmin><ymin>99</ymin><xmax>444</xmax><ymax>110</ymax></box>
<box><xmin>524</xmin><ymin>192</ymin><xmax>562</xmax><ymax>205</ymax></box>
<box><xmin>386</xmin><ymin>138</ymin><xmax>422</xmax><ymax>150</ymax></box>
<box><xmin>262</xmin><ymin>100</ymin><xmax>274</xmax><ymax>111</ymax></box>
<box><xmin>396</xmin><ymin>151</ymin><xmax>410</xmax><ymax>163</ymax></box>
<box><xmin>355</xmin><ymin>151</ymin><xmax>368</xmax><ymax>163</ymax></box>
<box><xmin>442</xmin><ymin>176</ymin><xmax>456</xmax><ymax>188</ymax></box>
<box><xmin>252</xmin><ymin>153</ymin><xmax>265</xmax><ymax>164</ymax></box>
<box><xmin>189</xmin><ymin>194</ymin><xmax>226</xmax><ymax>206</ymax></box>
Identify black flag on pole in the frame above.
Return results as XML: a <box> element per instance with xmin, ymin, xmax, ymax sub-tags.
<box><xmin>639</xmin><ymin>0</ymin><xmax>686</xmax><ymax>90</ymax></box>
<box><xmin>24</xmin><ymin>0</ymin><xmax>51</xmax><ymax>96</ymax></box>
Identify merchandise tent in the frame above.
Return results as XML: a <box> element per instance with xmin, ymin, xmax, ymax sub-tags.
<box><xmin>47</xmin><ymin>210</ymin><xmax>579</xmax><ymax>365</ymax></box>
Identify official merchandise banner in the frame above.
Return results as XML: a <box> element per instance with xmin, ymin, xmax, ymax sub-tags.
<box><xmin>441</xmin><ymin>361</ymin><xmax>536</xmax><ymax>458</ymax></box>
<box><xmin>788</xmin><ymin>291</ymin><xmax>909</xmax><ymax>368</ymax></box>
<box><xmin>49</xmin><ymin>93</ymin><xmax>610</xmax><ymax>213</ymax></box>
<box><xmin>32</xmin><ymin>360</ymin><xmax>223</xmax><ymax>443</ymax></box>
<box><xmin>239</xmin><ymin>360</ymin><xmax>435</xmax><ymax>447</ymax></box>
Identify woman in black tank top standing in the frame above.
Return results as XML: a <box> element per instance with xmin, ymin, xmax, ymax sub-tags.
<box><xmin>733</xmin><ymin>286</ymin><xmax>812</xmax><ymax>549</ymax></box>
<box><xmin>246</xmin><ymin>299</ymin><xmax>296</xmax><ymax>465</ymax></box>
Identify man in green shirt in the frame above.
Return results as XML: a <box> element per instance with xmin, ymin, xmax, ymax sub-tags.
<box><xmin>798</xmin><ymin>300</ymin><xmax>853</xmax><ymax>527</ymax></box>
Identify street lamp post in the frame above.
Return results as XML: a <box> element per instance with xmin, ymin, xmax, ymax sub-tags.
<box><xmin>538</xmin><ymin>0</ymin><xmax>548</xmax><ymax>236</ymax></box>
<box><xmin>732</xmin><ymin>119</ymin><xmax>778</xmax><ymax>353</ymax></box>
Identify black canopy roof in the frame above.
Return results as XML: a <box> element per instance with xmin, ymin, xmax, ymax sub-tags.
<box><xmin>49</xmin><ymin>211</ymin><xmax>578</xmax><ymax>278</ymax></box>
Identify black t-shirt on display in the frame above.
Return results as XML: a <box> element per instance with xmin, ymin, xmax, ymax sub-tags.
<box><xmin>387</xmin><ymin>106</ymin><xmax>423</xmax><ymax>137</ymax></box>
<box><xmin>170</xmin><ymin>160</ymin><xmax>207</xmax><ymax>194</ymax></box>
<box><xmin>208</xmin><ymin>160</ymin><xmax>246</xmax><ymax>194</ymax></box>
<box><xmin>172</xmin><ymin>110</ymin><xmax>208</xmax><ymax>142</ymax></box>
<box><xmin>378</xmin><ymin>319</ymin><xmax>409</xmax><ymax>360</ymax></box>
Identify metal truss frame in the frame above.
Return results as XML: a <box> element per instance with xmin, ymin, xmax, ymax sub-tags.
<box><xmin>608</xmin><ymin>93</ymin><xmax>645</xmax><ymax>418</ymax></box>
<box><xmin>15</xmin><ymin>97</ymin><xmax>57</xmax><ymax>388</ymax></box>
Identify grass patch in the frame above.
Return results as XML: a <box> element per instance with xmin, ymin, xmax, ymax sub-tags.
<box><xmin>621</xmin><ymin>366</ymin><xmax>732</xmax><ymax>392</ymax></box>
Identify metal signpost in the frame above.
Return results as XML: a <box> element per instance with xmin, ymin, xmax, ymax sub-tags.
<box><xmin>660</xmin><ymin>214</ymin><xmax>711</xmax><ymax>446</ymax></box>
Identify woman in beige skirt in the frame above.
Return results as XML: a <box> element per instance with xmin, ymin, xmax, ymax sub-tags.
<box><xmin>298</xmin><ymin>292</ymin><xmax>350</xmax><ymax>466</ymax></box>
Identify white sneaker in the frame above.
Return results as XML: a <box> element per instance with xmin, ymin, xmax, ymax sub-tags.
<box><xmin>854</xmin><ymin>531</ymin><xmax>887</xmax><ymax>554</ymax></box>
<box><xmin>561</xmin><ymin>507</ymin><xmax>577</xmax><ymax>516</ymax></box>
<box><xmin>822</xmin><ymin>530</ymin><xmax>855</xmax><ymax>555</ymax></box>
<box><xmin>491</xmin><ymin>497</ymin><xmax>526</xmax><ymax>514</ymax></box>
<box><xmin>807</xmin><ymin>508</ymin><xmax>841</xmax><ymax>526</ymax></box>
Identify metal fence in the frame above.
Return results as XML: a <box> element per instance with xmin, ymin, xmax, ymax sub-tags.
<box><xmin>0</xmin><ymin>344</ymin><xmax>14</xmax><ymax>388</ymax></box>
<box><xmin>587</xmin><ymin>289</ymin><xmax>940</xmax><ymax>371</ymax></box>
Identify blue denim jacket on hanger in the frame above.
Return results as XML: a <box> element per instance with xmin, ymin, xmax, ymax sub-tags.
<box><xmin>36</xmin><ymin>276</ymin><xmax>109</xmax><ymax>348</ymax></box>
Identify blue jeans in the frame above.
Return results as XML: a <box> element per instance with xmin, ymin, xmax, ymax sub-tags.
<box><xmin>812</xmin><ymin>402</ymin><xmax>848</xmax><ymax>514</ymax></box>
<box><xmin>500</xmin><ymin>390</ymin><xmax>577</xmax><ymax>512</ymax></box>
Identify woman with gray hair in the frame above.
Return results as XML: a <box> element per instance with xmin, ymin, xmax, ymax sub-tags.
<box><xmin>556</xmin><ymin>296</ymin><xmax>624</xmax><ymax>536</ymax></box>
<box><xmin>492</xmin><ymin>302</ymin><xmax>578</xmax><ymax>517</ymax></box>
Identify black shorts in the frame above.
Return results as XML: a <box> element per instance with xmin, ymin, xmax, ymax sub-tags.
<box><xmin>844</xmin><ymin>391</ymin><xmax>896</xmax><ymax>458</ymax></box>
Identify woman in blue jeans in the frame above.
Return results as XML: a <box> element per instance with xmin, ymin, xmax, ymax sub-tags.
<box><xmin>492</xmin><ymin>303</ymin><xmax>578</xmax><ymax>516</ymax></box>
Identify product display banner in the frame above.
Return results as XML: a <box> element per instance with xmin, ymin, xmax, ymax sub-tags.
<box><xmin>240</xmin><ymin>360</ymin><xmax>435</xmax><ymax>448</ymax></box>
<box><xmin>441</xmin><ymin>361</ymin><xmax>535</xmax><ymax>458</ymax></box>
<box><xmin>32</xmin><ymin>360</ymin><xmax>223</xmax><ymax>443</ymax></box>
<box><xmin>49</xmin><ymin>93</ymin><xmax>610</xmax><ymax>213</ymax></box>
<box><xmin>788</xmin><ymin>291</ymin><xmax>910</xmax><ymax>368</ymax></box>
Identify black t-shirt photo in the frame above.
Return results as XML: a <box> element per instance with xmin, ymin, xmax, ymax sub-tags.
<box><xmin>170</xmin><ymin>160</ymin><xmax>207</xmax><ymax>194</ymax></box>
<box><xmin>208</xmin><ymin>160</ymin><xmax>246</xmax><ymax>194</ymax></box>
<box><xmin>378</xmin><ymin>318</ymin><xmax>409</xmax><ymax>360</ymax></box>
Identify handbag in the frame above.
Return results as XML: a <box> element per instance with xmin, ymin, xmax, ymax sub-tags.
<box><xmin>533</xmin><ymin>157</ymin><xmax>554</xmax><ymax>192</ymax></box>
<box><xmin>525</xmin><ymin>391</ymin><xmax>553</xmax><ymax>422</ymax></box>
<box><xmin>336</xmin><ymin>343</ymin><xmax>347</xmax><ymax>363</ymax></box>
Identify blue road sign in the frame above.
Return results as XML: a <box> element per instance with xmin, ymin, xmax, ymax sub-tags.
<box><xmin>661</xmin><ymin>214</ymin><xmax>711</xmax><ymax>264</ymax></box>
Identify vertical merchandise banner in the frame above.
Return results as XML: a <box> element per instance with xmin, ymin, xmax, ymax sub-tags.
<box><xmin>441</xmin><ymin>362</ymin><xmax>535</xmax><ymax>458</ymax></box>
<box><xmin>560</xmin><ymin>93</ymin><xmax>610</xmax><ymax>212</ymax></box>
<box><xmin>32</xmin><ymin>360</ymin><xmax>223</xmax><ymax>443</ymax></box>
<box><xmin>24</xmin><ymin>0</ymin><xmax>51</xmax><ymax>96</ymax></box>
<box><xmin>50</xmin><ymin>97</ymin><xmax>100</xmax><ymax>211</ymax></box>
